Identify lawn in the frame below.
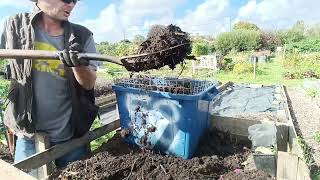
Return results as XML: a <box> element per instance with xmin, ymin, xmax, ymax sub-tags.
<box><xmin>97</xmin><ymin>57</ymin><xmax>305</xmax><ymax>87</ymax></box>
<box><xmin>214</xmin><ymin>57</ymin><xmax>304</xmax><ymax>87</ymax></box>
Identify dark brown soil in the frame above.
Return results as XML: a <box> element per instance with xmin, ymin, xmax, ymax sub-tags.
<box><xmin>94</xmin><ymin>86</ymin><xmax>113</xmax><ymax>98</ymax></box>
<box><xmin>122</xmin><ymin>24</ymin><xmax>192</xmax><ymax>72</ymax></box>
<box><xmin>222</xmin><ymin>170</ymin><xmax>273</xmax><ymax>180</ymax></box>
<box><xmin>54</xmin><ymin>130</ymin><xmax>272</xmax><ymax>180</ymax></box>
<box><xmin>0</xmin><ymin>143</ymin><xmax>13</xmax><ymax>164</ymax></box>
<box><xmin>94</xmin><ymin>78</ymin><xmax>113</xmax><ymax>98</ymax></box>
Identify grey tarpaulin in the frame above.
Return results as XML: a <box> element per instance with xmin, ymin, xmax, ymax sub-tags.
<box><xmin>212</xmin><ymin>84</ymin><xmax>284</xmax><ymax>116</ymax></box>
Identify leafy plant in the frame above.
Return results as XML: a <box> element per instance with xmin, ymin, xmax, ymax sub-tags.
<box><xmin>314</xmin><ymin>132</ymin><xmax>320</xmax><ymax>143</ymax></box>
<box><xmin>90</xmin><ymin>118</ymin><xmax>116</xmax><ymax>151</ymax></box>
<box><xmin>281</xmin><ymin>52</ymin><xmax>320</xmax><ymax>79</ymax></box>
<box><xmin>0</xmin><ymin>79</ymin><xmax>9</xmax><ymax>145</ymax></box>
<box><xmin>286</xmin><ymin>38</ymin><xmax>320</xmax><ymax>53</ymax></box>
<box><xmin>306</xmin><ymin>88</ymin><xmax>319</xmax><ymax>98</ymax></box>
<box><xmin>192</xmin><ymin>42</ymin><xmax>210</xmax><ymax>57</ymax></box>
<box><xmin>297</xmin><ymin>136</ymin><xmax>316</xmax><ymax>166</ymax></box>
<box><xmin>233</xmin><ymin>62</ymin><xmax>254</xmax><ymax>74</ymax></box>
<box><xmin>218</xmin><ymin>57</ymin><xmax>234</xmax><ymax>71</ymax></box>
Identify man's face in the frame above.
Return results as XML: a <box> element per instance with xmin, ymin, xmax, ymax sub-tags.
<box><xmin>37</xmin><ymin>0</ymin><xmax>76</xmax><ymax>21</ymax></box>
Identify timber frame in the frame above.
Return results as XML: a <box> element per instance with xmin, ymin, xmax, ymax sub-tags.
<box><xmin>0</xmin><ymin>83</ymin><xmax>314</xmax><ymax>180</ymax></box>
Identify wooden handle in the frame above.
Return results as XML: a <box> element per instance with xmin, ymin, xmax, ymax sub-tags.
<box><xmin>0</xmin><ymin>49</ymin><xmax>58</xmax><ymax>59</ymax></box>
<box><xmin>77</xmin><ymin>53</ymin><xmax>122</xmax><ymax>65</ymax></box>
<box><xmin>0</xmin><ymin>49</ymin><xmax>123</xmax><ymax>66</ymax></box>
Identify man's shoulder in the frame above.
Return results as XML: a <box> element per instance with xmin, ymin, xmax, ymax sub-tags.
<box><xmin>69</xmin><ymin>22</ymin><xmax>93</xmax><ymax>35</ymax></box>
<box><xmin>7</xmin><ymin>13</ymin><xmax>32</xmax><ymax>22</ymax></box>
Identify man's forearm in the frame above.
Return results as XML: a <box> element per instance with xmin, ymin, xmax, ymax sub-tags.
<box><xmin>72</xmin><ymin>66</ymin><xmax>97</xmax><ymax>90</ymax></box>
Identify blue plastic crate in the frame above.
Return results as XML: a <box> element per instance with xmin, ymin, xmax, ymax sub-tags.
<box><xmin>112</xmin><ymin>77</ymin><xmax>219</xmax><ymax>159</ymax></box>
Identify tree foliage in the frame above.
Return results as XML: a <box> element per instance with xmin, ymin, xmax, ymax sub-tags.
<box><xmin>215</xmin><ymin>30</ymin><xmax>261</xmax><ymax>55</ymax></box>
<box><xmin>233</xmin><ymin>21</ymin><xmax>260</xmax><ymax>31</ymax></box>
<box><xmin>277</xmin><ymin>20</ymin><xmax>305</xmax><ymax>44</ymax></box>
<box><xmin>96</xmin><ymin>41</ymin><xmax>138</xmax><ymax>57</ymax></box>
<box><xmin>132</xmin><ymin>35</ymin><xmax>146</xmax><ymax>45</ymax></box>
<box><xmin>260</xmin><ymin>31</ymin><xmax>282</xmax><ymax>51</ymax></box>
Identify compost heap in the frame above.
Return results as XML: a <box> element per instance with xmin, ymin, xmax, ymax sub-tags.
<box><xmin>54</xmin><ymin>130</ymin><xmax>272</xmax><ymax>180</ymax></box>
<box><xmin>122</xmin><ymin>24</ymin><xmax>192</xmax><ymax>72</ymax></box>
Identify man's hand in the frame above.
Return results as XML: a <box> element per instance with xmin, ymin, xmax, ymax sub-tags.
<box><xmin>57</xmin><ymin>43</ymin><xmax>89</xmax><ymax>67</ymax></box>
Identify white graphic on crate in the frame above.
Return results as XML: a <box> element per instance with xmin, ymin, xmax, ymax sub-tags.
<box><xmin>127</xmin><ymin>95</ymin><xmax>186</xmax><ymax>155</ymax></box>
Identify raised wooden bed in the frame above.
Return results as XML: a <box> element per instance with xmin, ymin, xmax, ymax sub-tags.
<box><xmin>0</xmin><ymin>83</ymin><xmax>314</xmax><ymax>179</ymax></box>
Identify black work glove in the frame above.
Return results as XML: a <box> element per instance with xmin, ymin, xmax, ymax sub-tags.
<box><xmin>57</xmin><ymin>43</ymin><xmax>89</xmax><ymax>67</ymax></box>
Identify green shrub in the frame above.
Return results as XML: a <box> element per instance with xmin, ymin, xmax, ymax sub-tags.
<box><xmin>215</xmin><ymin>30</ymin><xmax>261</xmax><ymax>55</ymax></box>
<box><xmin>218</xmin><ymin>57</ymin><xmax>234</xmax><ymax>71</ymax></box>
<box><xmin>282</xmin><ymin>52</ymin><xmax>320</xmax><ymax>79</ymax></box>
<box><xmin>192</xmin><ymin>42</ymin><xmax>210</xmax><ymax>57</ymax></box>
<box><xmin>233</xmin><ymin>62</ymin><xmax>254</xmax><ymax>74</ymax></box>
<box><xmin>286</xmin><ymin>38</ymin><xmax>320</xmax><ymax>53</ymax></box>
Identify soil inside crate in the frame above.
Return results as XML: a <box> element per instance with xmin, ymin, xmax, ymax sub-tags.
<box><xmin>0</xmin><ymin>143</ymin><xmax>13</xmax><ymax>164</ymax></box>
<box><xmin>54</xmin><ymin>130</ymin><xmax>272</xmax><ymax>180</ymax></box>
<box><xmin>94</xmin><ymin>78</ymin><xmax>113</xmax><ymax>98</ymax></box>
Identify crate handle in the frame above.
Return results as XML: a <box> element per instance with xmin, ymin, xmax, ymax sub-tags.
<box><xmin>203</xmin><ymin>87</ymin><xmax>219</xmax><ymax>101</ymax></box>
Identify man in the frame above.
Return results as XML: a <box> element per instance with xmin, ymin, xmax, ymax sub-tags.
<box><xmin>0</xmin><ymin>0</ymin><xmax>99</xmax><ymax>169</ymax></box>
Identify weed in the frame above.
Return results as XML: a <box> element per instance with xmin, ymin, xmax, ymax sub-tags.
<box><xmin>90</xmin><ymin>118</ymin><xmax>117</xmax><ymax>151</ymax></box>
<box><xmin>297</xmin><ymin>136</ymin><xmax>316</xmax><ymax>166</ymax></box>
<box><xmin>306</xmin><ymin>88</ymin><xmax>319</xmax><ymax>98</ymax></box>
<box><xmin>314</xmin><ymin>132</ymin><xmax>320</xmax><ymax>143</ymax></box>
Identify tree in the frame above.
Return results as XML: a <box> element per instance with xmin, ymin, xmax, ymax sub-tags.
<box><xmin>277</xmin><ymin>20</ymin><xmax>305</xmax><ymax>44</ymax></box>
<box><xmin>215</xmin><ymin>30</ymin><xmax>261</xmax><ymax>55</ymax></box>
<box><xmin>260</xmin><ymin>31</ymin><xmax>282</xmax><ymax>51</ymax></box>
<box><xmin>233</xmin><ymin>21</ymin><xmax>260</xmax><ymax>31</ymax></box>
<box><xmin>306</xmin><ymin>23</ymin><xmax>320</xmax><ymax>38</ymax></box>
<box><xmin>132</xmin><ymin>35</ymin><xmax>146</xmax><ymax>45</ymax></box>
<box><xmin>96</xmin><ymin>41</ymin><xmax>117</xmax><ymax>56</ymax></box>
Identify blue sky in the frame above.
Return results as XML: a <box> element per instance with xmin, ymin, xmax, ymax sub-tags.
<box><xmin>0</xmin><ymin>0</ymin><xmax>319</xmax><ymax>43</ymax></box>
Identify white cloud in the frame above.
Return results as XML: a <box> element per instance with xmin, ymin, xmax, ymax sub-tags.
<box><xmin>236</xmin><ymin>0</ymin><xmax>320</xmax><ymax>30</ymax></box>
<box><xmin>177</xmin><ymin>0</ymin><xmax>231</xmax><ymax>36</ymax></box>
<box><xmin>70</xmin><ymin>1</ymin><xmax>89</xmax><ymax>22</ymax></box>
<box><xmin>0</xmin><ymin>0</ymin><xmax>33</xmax><ymax>9</ymax></box>
<box><xmin>77</xmin><ymin>0</ymin><xmax>186</xmax><ymax>43</ymax></box>
<box><xmin>78</xmin><ymin>4</ymin><xmax>123</xmax><ymax>43</ymax></box>
<box><xmin>238</xmin><ymin>0</ymin><xmax>256</xmax><ymax>18</ymax></box>
<box><xmin>77</xmin><ymin>0</ymin><xmax>231</xmax><ymax>43</ymax></box>
<box><xmin>76</xmin><ymin>0</ymin><xmax>320</xmax><ymax>43</ymax></box>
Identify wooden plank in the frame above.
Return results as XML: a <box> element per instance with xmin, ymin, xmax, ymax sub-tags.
<box><xmin>211</xmin><ymin>115</ymin><xmax>261</xmax><ymax>138</ymax></box>
<box><xmin>276</xmin><ymin>123</ymin><xmax>289</xmax><ymax>152</ymax></box>
<box><xmin>282</xmin><ymin>86</ymin><xmax>298</xmax><ymax>151</ymax></box>
<box><xmin>99</xmin><ymin>101</ymin><xmax>117</xmax><ymax>112</ymax></box>
<box><xmin>282</xmin><ymin>86</ymin><xmax>306</xmax><ymax>159</ymax></box>
<box><xmin>95</xmin><ymin>94</ymin><xmax>116</xmax><ymax>106</ymax></box>
<box><xmin>296</xmin><ymin>158</ymin><xmax>311</xmax><ymax>180</ymax></box>
<box><xmin>34</xmin><ymin>133</ymin><xmax>53</xmax><ymax>180</ymax></box>
<box><xmin>14</xmin><ymin>119</ymin><xmax>120</xmax><ymax>170</ymax></box>
<box><xmin>0</xmin><ymin>159</ymin><xmax>36</xmax><ymax>180</ymax></box>
<box><xmin>277</xmin><ymin>151</ymin><xmax>299</xmax><ymax>180</ymax></box>
<box><xmin>217</xmin><ymin>81</ymin><xmax>233</xmax><ymax>92</ymax></box>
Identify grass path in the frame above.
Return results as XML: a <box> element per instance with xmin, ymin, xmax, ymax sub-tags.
<box><xmin>213</xmin><ymin>58</ymin><xmax>303</xmax><ymax>87</ymax></box>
